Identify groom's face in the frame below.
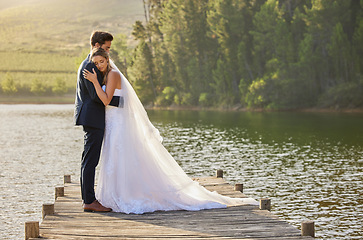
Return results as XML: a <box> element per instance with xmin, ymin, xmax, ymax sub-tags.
<box><xmin>100</xmin><ymin>41</ymin><xmax>112</xmax><ymax>53</ymax></box>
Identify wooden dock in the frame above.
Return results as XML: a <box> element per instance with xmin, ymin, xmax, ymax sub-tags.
<box><xmin>28</xmin><ymin>174</ymin><xmax>314</xmax><ymax>239</ymax></box>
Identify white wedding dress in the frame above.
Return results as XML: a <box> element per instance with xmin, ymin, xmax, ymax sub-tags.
<box><xmin>95</xmin><ymin>62</ymin><xmax>258</xmax><ymax>214</ymax></box>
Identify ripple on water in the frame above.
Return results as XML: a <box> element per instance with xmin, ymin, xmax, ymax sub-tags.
<box><xmin>1</xmin><ymin>106</ymin><xmax>362</xmax><ymax>239</ymax></box>
<box><xmin>156</xmin><ymin>119</ymin><xmax>363</xmax><ymax>240</ymax></box>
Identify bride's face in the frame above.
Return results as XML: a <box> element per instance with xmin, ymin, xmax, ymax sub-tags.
<box><xmin>92</xmin><ymin>55</ymin><xmax>108</xmax><ymax>73</ymax></box>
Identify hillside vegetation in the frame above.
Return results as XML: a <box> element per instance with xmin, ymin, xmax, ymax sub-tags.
<box><xmin>127</xmin><ymin>0</ymin><xmax>363</xmax><ymax>110</ymax></box>
<box><xmin>0</xmin><ymin>0</ymin><xmax>143</xmax><ymax>52</ymax></box>
<box><xmin>0</xmin><ymin>0</ymin><xmax>143</xmax><ymax>99</ymax></box>
<box><xmin>1</xmin><ymin>0</ymin><xmax>362</xmax><ymax>110</ymax></box>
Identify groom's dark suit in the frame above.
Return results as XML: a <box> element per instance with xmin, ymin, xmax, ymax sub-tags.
<box><xmin>74</xmin><ymin>54</ymin><xmax>120</xmax><ymax>204</ymax></box>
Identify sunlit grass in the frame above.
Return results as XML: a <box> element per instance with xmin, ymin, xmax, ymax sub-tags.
<box><xmin>0</xmin><ymin>51</ymin><xmax>78</xmax><ymax>72</ymax></box>
<box><xmin>0</xmin><ymin>94</ymin><xmax>75</xmax><ymax>104</ymax></box>
<box><xmin>0</xmin><ymin>71</ymin><xmax>76</xmax><ymax>88</ymax></box>
<box><xmin>0</xmin><ymin>0</ymin><xmax>143</xmax><ymax>101</ymax></box>
<box><xmin>0</xmin><ymin>0</ymin><xmax>143</xmax><ymax>52</ymax></box>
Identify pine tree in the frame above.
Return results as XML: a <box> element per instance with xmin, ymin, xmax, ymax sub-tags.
<box><xmin>128</xmin><ymin>20</ymin><xmax>157</xmax><ymax>104</ymax></box>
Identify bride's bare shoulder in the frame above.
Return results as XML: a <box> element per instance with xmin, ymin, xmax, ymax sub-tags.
<box><xmin>109</xmin><ymin>69</ymin><xmax>121</xmax><ymax>79</ymax></box>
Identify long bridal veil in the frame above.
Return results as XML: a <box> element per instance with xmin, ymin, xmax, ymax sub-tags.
<box><xmin>96</xmin><ymin>60</ymin><xmax>258</xmax><ymax>214</ymax></box>
<box><xmin>110</xmin><ymin>60</ymin><xmax>163</xmax><ymax>143</ymax></box>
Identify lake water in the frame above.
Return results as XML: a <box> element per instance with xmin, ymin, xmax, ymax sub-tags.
<box><xmin>0</xmin><ymin>104</ymin><xmax>362</xmax><ymax>239</ymax></box>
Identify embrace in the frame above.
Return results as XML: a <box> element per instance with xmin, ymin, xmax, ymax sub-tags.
<box><xmin>74</xmin><ymin>31</ymin><xmax>258</xmax><ymax>213</ymax></box>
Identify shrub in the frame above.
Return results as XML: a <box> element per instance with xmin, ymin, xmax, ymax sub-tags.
<box><xmin>318</xmin><ymin>80</ymin><xmax>363</xmax><ymax>108</ymax></box>
<box><xmin>245</xmin><ymin>78</ymin><xmax>267</xmax><ymax>108</ymax></box>
<box><xmin>181</xmin><ymin>93</ymin><xmax>193</xmax><ymax>106</ymax></box>
<box><xmin>52</xmin><ymin>77</ymin><xmax>68</xmax><ymax>95</ymax></box>
<box><xmin>30</xmin><ymin>78</ymin><xmax>46</xmax><ymax>95</ymax></box>
<box><xmin>1</xmin><ymin>73</ymin><xmax>18</xmax><ymax>95</ymax></box>
<box><xmin>161</xmin><ymin>86</ymin><xmax>176</xmax><ymax>105</ymax></box>
<box><xmin>199</xmin><ymin>92</ymin><xmax>211</xmax><ymax>107</ymax></box>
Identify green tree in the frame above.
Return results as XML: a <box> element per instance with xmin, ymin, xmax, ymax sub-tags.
<box><xmin>128</xmin><ymin>41</ymin><xmax>156</xmax><ymax>104</ymax></box>
<box><xmin>249</xmin><ymin>0</ymin><xmax>279</xmax><ymax>77</ymax></box>
<box><xmin>207</xmin><ymin>0</ymin><xmax>249</xmax><ymax>105</ymax></box>
<box><xmin>295</xmin><ymin>32</ymin><xmax>319</xmax><ymax>106</ymax></box>
<box><xmin>110</xmin><ymin>33</ymin><xmax>132</xmax><ymax>78</ymax></box>
<box><xmin>160</xmin><ymin>0</ymin><xmax>192</xmax><ymax>100</ymax></box>
<box><xmin>183</xmin><ymin>0</ymin><xmax>214</xmax><ymax>99</ymax></box>
<box><xmin>353</xmin><ymin>18</ymin><xmax>363</xmax><ymax>76</ymax></box>
<box><xmin>128</xmin><ymin>20</ymin><xmax>157</xmax><ymax>104</ymax></box>
<box><xmin>210</xmin><ymin>57</ymin><xmax>234</xmax><ymax>106</ymax></box>
<box><xmin>328</xmin><ymin>22</ymin><xmax>353</xmax><ymax>85</ymax></box>
<box><xmin>199</xmin><ymin>92</ymin><xmax>212</xmax><ymax>106</ymax></box>
<box><xmin>156</xmin><ymin>86</ymin><xmax>176</xmax><ymax>106</ymax></box>
<box><xmin>128</xmin><ymin>0</ymin><xmax>363</xmax><ymax>109</ymax></box>
<box><xmin>143</xmin><ymin>0</ymin><xmax>176</xmax><ymax>98</ymax></box>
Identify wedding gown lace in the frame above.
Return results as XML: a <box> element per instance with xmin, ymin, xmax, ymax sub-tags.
<box><xmin>95</xmin><ymin>63</ymin><xmax>258</xmax><ymax>214</ymax></box>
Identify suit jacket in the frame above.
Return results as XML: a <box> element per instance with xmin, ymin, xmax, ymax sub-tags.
<box><xmin>74</xmin><ymin>55</ymin><xmax>119</xmax><ymax>129</ymax></box>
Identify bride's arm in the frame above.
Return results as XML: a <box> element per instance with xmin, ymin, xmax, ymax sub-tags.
<box><xmin>83</xmin><ymin>69</ymin><xmax>120</xmax><ymax>106</ymax></box>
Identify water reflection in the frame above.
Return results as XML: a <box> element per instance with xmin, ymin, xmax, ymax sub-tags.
<box><xmin>0</xmin><ymin>106</ymin><xmax>362</xmax><ymax>239</ymax></box>
<box><xmin>0</xmin><ymin>104</ymin><xmax>84</xmax><ymax>240</ymax></box>
<box><xmin>149</xmin><ymin>110</ymin><xmax>363</xmax><ymax>240</ymax></box>
<box><xmin>149</xmin><ymin>110</ymin><xmax>363</xmax><ymax>146</ymax></box>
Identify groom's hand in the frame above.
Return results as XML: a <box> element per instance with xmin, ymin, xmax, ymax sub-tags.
<box><xmin>83</xmin><ymin>62</ymin><xmax>103</xmax><ymax>104</ymax></box>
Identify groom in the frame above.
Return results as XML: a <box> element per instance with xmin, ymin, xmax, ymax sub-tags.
<box><xmin>74</xmin><ymin>31</ymin><xmax>120</xmax><ymax>212</ymax></box>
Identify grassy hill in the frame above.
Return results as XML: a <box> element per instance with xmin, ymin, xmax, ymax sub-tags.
<box><xmin>0</xmin><ymin>0</ymin><xmax>143</xmax><ymax>101</ymax></box>
<box><xmin>0</xmin><ymin>0</ymin><xmax>143</xmax><ymax>51</ymax></box>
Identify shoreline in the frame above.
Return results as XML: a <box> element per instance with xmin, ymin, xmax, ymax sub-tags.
<box><xmin>1</xmin><ymin>96</ymin><xmax>362</xmax><ymax>113</ymax></box>
<box><xmin>146</xmin><ymin>105</ymin><xmax>363</xmax><ymax>113</ymax></box>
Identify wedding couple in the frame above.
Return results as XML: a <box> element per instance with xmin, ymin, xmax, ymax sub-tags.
<box><xmin>74</xmin><ymin>30</ymin><xmax>258</xmax><ymax>213</ymax></box>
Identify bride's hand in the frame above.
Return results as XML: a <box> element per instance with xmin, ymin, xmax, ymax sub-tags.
<box><xmin>83</xmin><ymin>69</ymin><xmax>98</xmax><ymax>84</ymax></box>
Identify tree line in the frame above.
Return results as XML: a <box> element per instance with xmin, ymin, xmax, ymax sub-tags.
<box><xmin>114</xmin><ymin>0</ymin><xmax>363</xmax><ymax>110</ymax></box>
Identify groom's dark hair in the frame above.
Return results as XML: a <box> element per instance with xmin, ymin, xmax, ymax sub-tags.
<box><xmin>90</xmin><ymin>31</ymin><xmax>113</xmax><ymax>47</ymax></box>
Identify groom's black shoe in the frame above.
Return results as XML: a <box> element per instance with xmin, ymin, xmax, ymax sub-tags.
<box><xmin>83</xmin><ymin>200</ymin><xmax>112</xmax><ymax>212</ymax></box>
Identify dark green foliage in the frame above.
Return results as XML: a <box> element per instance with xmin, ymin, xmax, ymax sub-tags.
<box><xmin>126</xmin><ymin>0</ymin><xmax>363</xmax><ymax>109</ymax></box>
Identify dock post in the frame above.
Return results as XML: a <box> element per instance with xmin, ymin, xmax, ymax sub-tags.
<box><xmin>234</xmin><ymin>183</ymin><xmax>243</xmax><ymax>192</ymax></box>
<box><xmin>259</xmin><ymin>198</ymin><xmax>271</xmax><ymax>211</ymax></box>
<box><xmin>64</xmin><ymin>174</ymin><xmax>71</xmax><ymax>184</ymax></box>
<box><xmin>301</xmin><ymin>221</ymin><xmax>315</xmax><ymax>237</ymax></box>
<box><xmin>216</xmin><ymin>169</ymin><xmax>223</xmax><ymax>178</ymax></box>
<box><xmin>42</xmin><ymin>203</ymin><xmax>55</xmax><ymax>219</ymax></box>
<box><xmin>25</xmin><ymin>221</ymin><xmax>39</xmax><ymax>240</ymax></box>
<box><xmin>55</xmin><ymin>186</ymin><xmax>64</xmax><ymax>199</ymax></box>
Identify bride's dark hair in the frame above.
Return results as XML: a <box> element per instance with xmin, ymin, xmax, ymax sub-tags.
<box><xmin>91</xmin><ymin>48</ymin><xmax>112</xmax><ymax>85</ymax></box>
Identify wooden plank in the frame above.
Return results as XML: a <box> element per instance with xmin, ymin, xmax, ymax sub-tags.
<box><xmin>38</xmin><ymin>176</ymin><xmax>312</xmax><ymax>240</ymax></box>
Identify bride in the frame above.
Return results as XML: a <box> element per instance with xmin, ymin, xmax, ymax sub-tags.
<box><xmin>83</xmin><ymin>47</ymin><xmax>258</xmax><ymax>214</ymax></box>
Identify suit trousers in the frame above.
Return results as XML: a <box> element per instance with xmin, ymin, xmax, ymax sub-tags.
<box><xmin>81</xmin><ymin>126</ymin><xmax>104</xmax><ymax>204</ymax></box>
